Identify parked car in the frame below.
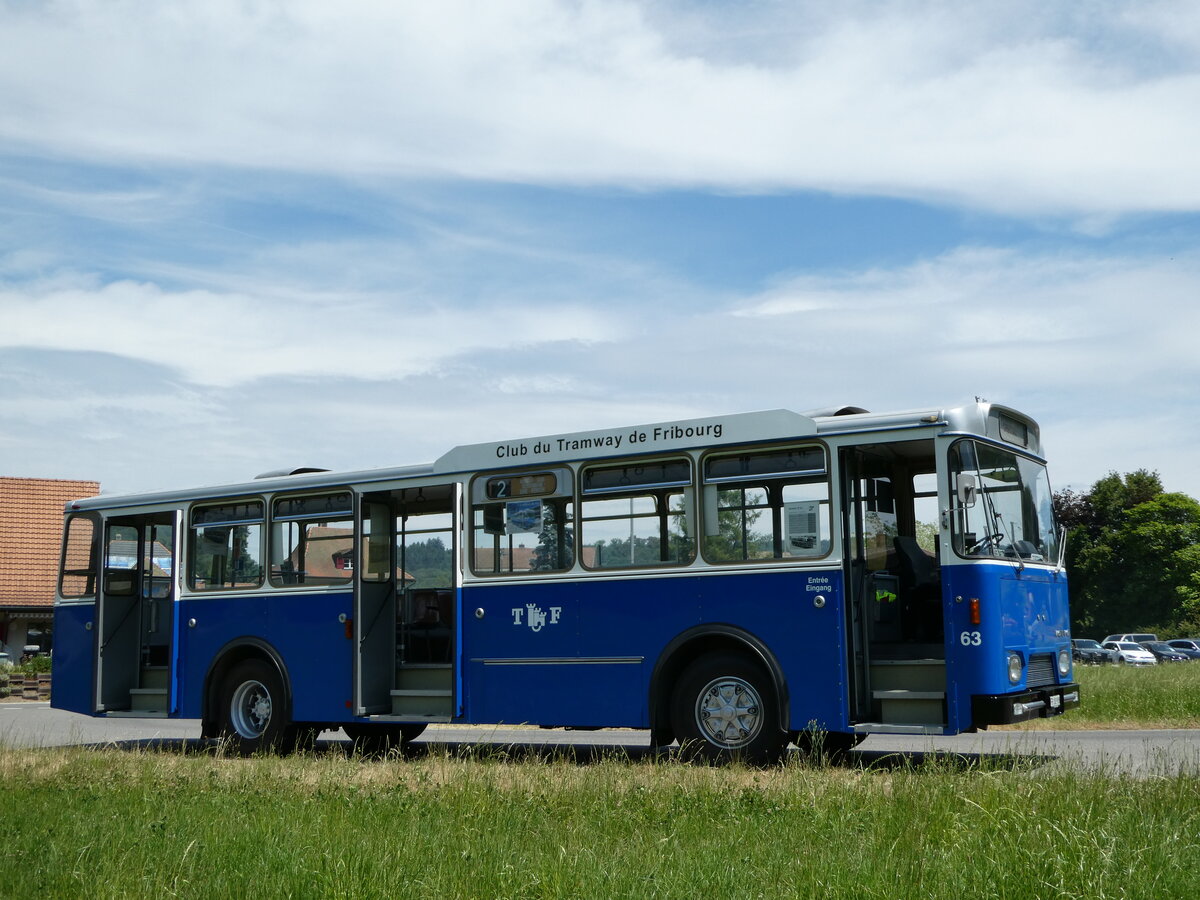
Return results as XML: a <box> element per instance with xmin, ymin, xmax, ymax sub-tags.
<box><xmin>1142</xmin><ymin>641</ymin><xmax>1195</xmax><ymax>662</ymax></box>
<box><xmin>1167</xmin><ymin>639</ymin><xmax>1200</xmax><ymax>656</ymax></box>
<box><xmin>1101</xmin><ymin>641</ymin><xmax>1158</xmax><ymax>665</ymax></box>
<box><xmin>1103</xmin><ymin>633</ymin><xmax>1158</xmax><ymax>644</ymax></box>
<box><xmin>1072</xmin><ymin>638</ymin><xmax>1117</xmax><ymax>665</ymax></box>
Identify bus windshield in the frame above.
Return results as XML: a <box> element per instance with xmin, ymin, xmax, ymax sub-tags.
<box><xmin>950</xmin><ymin>440</ymin><xmax>1059</xmax><ymax>564</ymax></box>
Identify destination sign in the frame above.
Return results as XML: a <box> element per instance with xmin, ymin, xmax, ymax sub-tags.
<box><xmin>434</xmin><ymin>409</ymin><xmax>817</xmax><ymax>474</ymax></box>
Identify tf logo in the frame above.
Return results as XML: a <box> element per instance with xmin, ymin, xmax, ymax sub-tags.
<box><xmin>511</xmin><ymin>603</ymin><xmax>563</xmax><ymax>632</ymax></box>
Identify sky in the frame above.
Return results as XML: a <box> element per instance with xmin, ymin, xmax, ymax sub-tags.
<box><xmin>2</xmin><ymin>0</ymin><xmax>1199</xmax><ymax>500</ymax></box>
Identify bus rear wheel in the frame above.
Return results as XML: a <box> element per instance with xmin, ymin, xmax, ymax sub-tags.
<box><xmin>670</xmin><ymin>654</ymin><xmax>783</xmax><ymax>764</ymax></box>
<box><xmin>219</xmin><ymin>659</ymin><xmax>294</xmax><ymax>756</ymax></box>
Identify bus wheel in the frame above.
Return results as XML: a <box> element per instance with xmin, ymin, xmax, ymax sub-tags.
<box><xmin>670</xmin><ymin>654</ymin><xmax>783</xmax><ymax>764</ymax></box>
<box><xmin>343</xmin><ymin>723</ymin><xmax>426</xmax><ymax>757</ymax></box>
<box><xmin>220</xmin><ymin>659</ymin><xmax>293</xmax><ymax>756</ymax></box>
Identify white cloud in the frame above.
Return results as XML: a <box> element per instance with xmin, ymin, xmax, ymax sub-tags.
<box><xmin>4</xmin><ymin>242</ymin><xmax>1200</xmax><ymax>499</ymax></box>
<box><xmin>735</xmin><ymin>246</ymin><xmax>1200</xmax><ymax>382</ymax></box>
<box><xmin>0</xmin><ymin>279</ymin><xmax>623</xmax><ymax>387</ymax></box>
<box><xmin>3</xmin><ymin>1</ymin><xmax>1200</xmax><ymax>217</ymax></box>
<box><xmin>7</xmin><ymin>242</ymin><xmax>1197</xmax><ymax>409</ymax></box>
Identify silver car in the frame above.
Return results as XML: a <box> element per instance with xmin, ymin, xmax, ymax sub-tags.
<box><xmin>1102</xmin><ymin>641</ymin><xmax>1158</xmax><ymax>666</ymax></box>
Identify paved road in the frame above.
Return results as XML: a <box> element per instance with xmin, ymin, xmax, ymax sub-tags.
<box><xmin>3</xmin><ymin>702</ymin><xmax>1198</xmax><ymax>776</ymax></box>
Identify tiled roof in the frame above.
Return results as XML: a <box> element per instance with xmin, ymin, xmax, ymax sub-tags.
<box><xmin>0</xmin><ymin>477</ymin><xmax>100</xmax><ymax>609</ymax></box>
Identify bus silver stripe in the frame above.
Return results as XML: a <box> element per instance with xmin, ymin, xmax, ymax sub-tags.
<box><xmin>478</xmin><ymin>657</ymin><xmax>644</xmax><ymax>666</ymax></box>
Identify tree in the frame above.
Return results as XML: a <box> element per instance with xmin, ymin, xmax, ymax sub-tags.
<box><xmin>1057</xmin><ymin>470</ymin><xmax>1200</xmax><ymax>636</ymax></box>
<box><xmin>1051</xmin><ymin>487</ymin><xmax>1094</xmax><ymax>535</ymax></box>
<box><xmin>530</xmin><ymin>501</ymin><xmax>573</xmax><ymax>571</ymax></box>
<box><xmin>1088</xmin><ymin>470</ymin><xmax>1163</xmax><ymax>531</ymax></box>
<box><xmin>402</xmin><ymin>536</ymin><xmax>453</xmax><ymax>587</ymax></box>
<box><xmin>1111</xmin><ymin>493</ymin><xmax>1200</xmax><ymax>630</ymax></box>
<box><xmin>701</xmin><ymin>502</ymin><xmax>767</xmax><ymax>561</ymax></box>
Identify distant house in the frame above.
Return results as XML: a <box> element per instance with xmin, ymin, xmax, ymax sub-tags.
<box><xmin>285</xmin><ymin>525</ymin><xmax>359</xmax><ymax>582</ymax></box>
<box><xmin>0</xmin><ymin>477</ymin><xmax>100</xmax><ymax>658</ymax></box>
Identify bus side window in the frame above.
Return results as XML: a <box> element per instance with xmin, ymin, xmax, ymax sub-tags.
<box><xmin>189</xmin><ymin>500</ymin><xmax>265</xmax><ymax>590</ymax></box>
<box><xmin>269</xmin><ymin>492</ymin><xmax>354</xmax><ymax>587</ymax></box>
<box><xmin>470</xmin><ymin>469</ymin><xmax>574</xmax><ymax>576</ymax></box>
<box><xmin>60</xmin><ymin>513</ymin><xmax>100</xmax><ymax>598</ymax></box>
<box><xmin>701</xmin><ymin>445</ymin><xmax>830</xmax><ymax>564</ymax></box>
<box><xmin>579</xmin><ymin>457</ymin><xmax>694</xmax><ymax>570</ymax></box>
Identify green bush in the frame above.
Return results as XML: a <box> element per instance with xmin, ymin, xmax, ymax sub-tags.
<box><xmin>0</xmin><ymin>661</ymin><xmax>10</xmax><ymax>699</ymax></box>
<box><xmin>19</xmin><ymin>655</ymin><xmax>52</xmax><ymax>676</ymax></box>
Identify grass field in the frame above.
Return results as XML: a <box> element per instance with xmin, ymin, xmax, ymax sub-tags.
<box><xmin>4</xmin><ymin>663</ymin><xmax>1199</xmax><ymax>899</ymax></box>
<box><xmin>3</xmin><ymin>741</ymin><xmax>1199</xmax><ymax>900</ymax></box>
<box><xmin>1013</xmin><ymin>659</ymin><xmax>1200</xmax><ymax>730</ymax></box>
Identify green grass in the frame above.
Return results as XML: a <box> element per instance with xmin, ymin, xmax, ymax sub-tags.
<box><xmin>1010</xmin><ymin>661</ymin><xmax>1200</xmax><ymax>730</ymax></box>
<box><xmin>5</xmin><ymin>666</ymin><xmax>1199</xmax><ymax>897</ymax></box>
<box><xmin>3</xmin><ymin>743</ymin><xmax>1200</xmax><ymax>899</ymax></box>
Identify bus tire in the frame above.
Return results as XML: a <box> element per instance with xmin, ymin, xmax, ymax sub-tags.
<box><xmin>670</xmin><ymin>654</ymin><xmax>783</xmax><ymax>764</ymax></box>
<box><xmin>219</xmin><ymin>659</ymin><xmax>293</xmax><ymax>756</ymax></box>
<box><xmin>343</xmin><ymin>722</ymin><xmax>427</xmax><ymax>756</ymax></box>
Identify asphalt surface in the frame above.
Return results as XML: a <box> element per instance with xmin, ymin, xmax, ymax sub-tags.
<box><xmin>3</xmin><ymin>701</ymin><xmax>1198</xmax><ymax>776</ymax></box>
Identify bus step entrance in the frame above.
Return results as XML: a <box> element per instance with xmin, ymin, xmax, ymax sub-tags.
<box><xmin>129</xmin><ymin>665</ymin><xmax>169</xmax><ymax>713</ymax></box>
<box><xmin>868</xmin><ymin>658</ymin><xmax>945</xmax><ymax>727</ymax></box>
<box><xmin>870</xmin><ymin>689</ymin><xmax>945</xmax><ymax>725</ymax></box>
<box><xmin>391</xmin><ymin>664</ymin><xmax>452</xmax><ymax>717</ymax></box>
<box><xmin>853</xmin><ymin>722</ymin><xmax>947</xmax><ymax>735</ymax></box>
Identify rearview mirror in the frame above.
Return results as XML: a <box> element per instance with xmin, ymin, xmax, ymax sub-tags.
<box><xmin>956</xmin><ymin>474</ymin><xmax>978</xmax><ymax>508</ymax></box>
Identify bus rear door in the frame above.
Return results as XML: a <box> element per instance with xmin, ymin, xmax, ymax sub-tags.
<box><xmin>356</xmin><ymin>484</ymin><xmax>459</xmax><ymax>724</ymax></box>
<box><xmin>94</xmin><ymin>512</ymin><xmax>179</xmax><ymax>716</ymax></box>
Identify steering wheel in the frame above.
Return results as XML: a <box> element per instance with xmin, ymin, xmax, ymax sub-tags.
<box><xmin>967</xmin><ymin>532</ymin><xmax>1004</xmax><ymax>554</ymax></box>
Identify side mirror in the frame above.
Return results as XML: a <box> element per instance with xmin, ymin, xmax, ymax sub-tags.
<box><xmin>956</xmin><ymin>474</ymin><xmax>978</xmax><ymax>508</ymax></box>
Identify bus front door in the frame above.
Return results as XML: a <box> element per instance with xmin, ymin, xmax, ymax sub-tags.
<box><xmin>842</xmin><ymin>441</ymin><xmax>947</xmax><ymax>732</ymax></box>
<box><xmin>95</xmin><ymin>512</ymin><xmax>178</xmax><ymax>715</ymax></box>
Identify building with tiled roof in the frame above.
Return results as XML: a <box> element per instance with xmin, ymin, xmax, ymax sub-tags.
<box><xmin>0</xmin><ymin>477</ymin><xmax>100</xmax><ymax>658</ymax></box>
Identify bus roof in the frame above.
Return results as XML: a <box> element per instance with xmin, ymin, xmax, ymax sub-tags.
<box><xmin>63</xmin><ymin>400</ymin><xmax>1039</xmax><ymax>512</ymax></box>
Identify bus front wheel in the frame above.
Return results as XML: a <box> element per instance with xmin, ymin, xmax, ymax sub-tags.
<box><xmin>219</xmin><ymin>659</ymin><xmax>293</xmax><ymax>756</ymax></box>
<box><xmin>670</xmin><ymin>654</ymin><xmax>783</xmax><ymax>764</ymax></box>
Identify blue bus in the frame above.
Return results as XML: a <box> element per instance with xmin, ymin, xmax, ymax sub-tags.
<box><xmin>53</xmin><ymin>401</ymin><xmax>1078</xmax><ymax>760</ymax></box>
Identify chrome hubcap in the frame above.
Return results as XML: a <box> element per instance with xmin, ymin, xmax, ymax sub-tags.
<box><xmin>694</xmin><ymin>676</ymin><xmax>762</xmax><ymax>749</ymax></box>
<box><xmin>230</xmin><ymin>679</ymin><xmax>272</xmax><ymax>738</ymax></box>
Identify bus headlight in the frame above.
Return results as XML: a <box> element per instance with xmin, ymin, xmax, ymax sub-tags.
<box><xmin>1057</xmin><ymin>649</ymin><xmax>1071</xmax><ymax>676</ymax></box>
<box><xmin>1007</xmin><ymin>652</ymin><xmax>1023</xmax><ymax>684</ymax></box>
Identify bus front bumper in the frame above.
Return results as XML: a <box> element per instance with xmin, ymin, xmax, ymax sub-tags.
<box><xmin>972</xmin><ymin>683</ymin><xmax>1081</xmax><ymax>726</ymax></box>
